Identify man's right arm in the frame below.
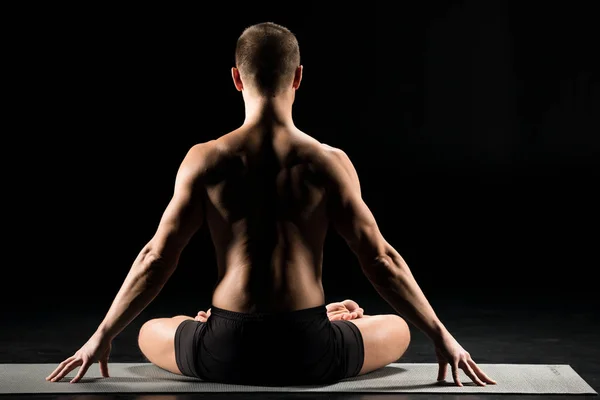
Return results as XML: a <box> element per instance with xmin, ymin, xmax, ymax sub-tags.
<box><xmin>321</xmin><ymin>145</ymin><xmax>496</xmax><ymax>387</ymax></box>
<box><xmin>323</xmin><ymin>147</ymin><xmax>448</xmax><ymax>344</ymax></box>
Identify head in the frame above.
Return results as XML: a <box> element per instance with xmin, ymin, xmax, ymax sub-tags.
<box><xmin>232</xmin><ymin>22</ymin><xmax>302</xmax><ymax>98</ymax></box>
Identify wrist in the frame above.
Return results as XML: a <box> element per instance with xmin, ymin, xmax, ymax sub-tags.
<box><xmin>94</xmin><ymin>326</ymin><xmax>115</xmax><ymax>342</ymax></box>
<box><xmin>426</xmin><ymin>321</ymin><xmax>449</xmax><ymax>345</ymax></box>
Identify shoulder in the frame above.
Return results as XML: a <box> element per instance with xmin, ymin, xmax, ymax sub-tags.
<box><xmin>182</xmin><ymin>141</ymin><xmax>214</xmax><ymax>166</ymax></box>
<box><xmin>176</xmin><ymin>140</ymin><xmax>220</xmax><ymax>183</ymax></box>
<box><xmin>291</xmin><ymin>138</ymin><xmax>358</xmax><ymax>192</ymax></box>
<box><xmin>313</xmin><ymin>142</ymin><xmax>356</xmax><ymax>178</ymax></box>
<box><xmin>292</xmin><ymin>134</ymin><xmax>349</xmax><ymax>166</ymax></box>
<box><xmin>320</xmin><ymin>143</ymin><xmax>352</xmax><ymax>164</ymax></box>
<box><xmin>313</xmin><ymin>143</ymin><xmax>361</xmax><ymax>193</ymax></box>
<box><xmin>184</xmin><ymin>140</ymin><xmax>217</xmax><ymax>163</ymax></box>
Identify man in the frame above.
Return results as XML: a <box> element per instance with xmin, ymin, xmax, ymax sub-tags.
<box><xmin>46</xmin><ymin>22</ymin><xmax>496</xmax><ymax>387</ymax></box>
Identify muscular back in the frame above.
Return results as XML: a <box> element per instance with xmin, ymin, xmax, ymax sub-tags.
<box><xmin>198</xmin><ymin>126</ymin><xmax>342</xmax><ymax>313</ymax></box>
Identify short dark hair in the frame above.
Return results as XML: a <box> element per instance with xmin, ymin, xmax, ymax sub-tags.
<box><xmin>235</xmin><ymin>22</ymin><xmax>300</xmax><ymax>95</ymax></box>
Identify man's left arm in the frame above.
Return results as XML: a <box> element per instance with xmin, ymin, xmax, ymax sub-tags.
<box><xmin>46</xmin><ymin>144</ymin><xmax>208</xmax><ymax>383</ymax></box>
<box><xmin>94</xmin><ymin>144</ymin><xmax>207</xmax><ymax>340</ymax></box>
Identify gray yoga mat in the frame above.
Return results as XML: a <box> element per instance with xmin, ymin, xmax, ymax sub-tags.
<box><xmin>0</xmin><ymin>363</ymin><xmax>596</xmax><ymax>394</ymax></box>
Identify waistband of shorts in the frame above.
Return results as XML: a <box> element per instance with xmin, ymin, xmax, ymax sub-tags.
<box><xmin>209</xmin><ymin>304</ymin><xmax>327</xmax><ymax>322</ymax></box>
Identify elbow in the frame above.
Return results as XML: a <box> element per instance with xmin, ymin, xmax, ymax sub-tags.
<box><xmin>363</xmin><ymin>249</ymin><xmax>406</xmax><ymax>285</ymax></box>
<box><xmin>373</xmin><ymin>254</ymin><xmax>392</xmax><ymax>271</ymax></box>
<box><xmin>139</xmin><ymin>247</ymin><xmax>172</xmax><ymax>271</ymax></box>
<box><xmin>361</xmin><ymin>253</ymin><xmax>391</xmax><ymax>282</ymax></box>
<box><xmin>140</xmin><ymin>247</ymin><xmax>162</xmax><ymax>264</ymax></box>
<box><xmin>372</xmin><ymin>252</ymin><xmax>397</xmax><ymax>274</ymax></box>
<box><xmin>136</xmin><ymin>248</ymin><xmax>175</xmax><ymax>285</ymax></box>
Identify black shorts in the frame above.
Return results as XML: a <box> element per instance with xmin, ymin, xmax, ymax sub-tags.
<box><xmin>174</xmin><ymin>304</ymin><xmax>364</xmax><ymax>386</ymax></box>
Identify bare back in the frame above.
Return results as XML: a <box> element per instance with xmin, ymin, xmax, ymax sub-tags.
<box><xmin>199</xmin><ymin>125</ymin><xmax>344</xmax><ymax>313</ymax></box>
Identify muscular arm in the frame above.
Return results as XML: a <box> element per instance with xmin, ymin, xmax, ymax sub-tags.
<box><xmin>325</xmin><ymin>147</ymin><xmax>448</xmax><ymax>343</ymax></box>
<box><xmin>94</xmin><ymin>144</ymin><xmax>208</xmax><ymax>340</ymax></box>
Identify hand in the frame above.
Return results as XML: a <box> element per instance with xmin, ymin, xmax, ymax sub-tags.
<box><xmin>435</xmin><ymin>331</ymin><xmax>496</xmax><ymax>387</ymax></box>
<box><xmin>46</xmin><ymin>333</ymin><xmax>111</xmax><ymax>383</ymax></box>
<box><xmin>195</xmin><ymin>308</ymin><xmax>212</xmax><ymax>322</ymax></box>
<box><xmin>326</xmin><ymin>299</ymin><xmax>364</xmax><ymax>321</ymax></box>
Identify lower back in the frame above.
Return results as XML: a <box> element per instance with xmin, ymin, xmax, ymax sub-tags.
<box><xmin>211</xmin><ymin>254</ymin><xmax>326</xmax><ymax>313</ymax></box>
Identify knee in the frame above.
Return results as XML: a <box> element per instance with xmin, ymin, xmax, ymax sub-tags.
<box><xmin>171</xmin><ymin>315</ymin><xmax>193</xmax><ymax>322</ymax></box>
<box><xmin>138</xmin><ymin>319</ymin><xmax>159</xmax><ymax>347</ymax></box>
<box><xmin>386</xmin><ymin>314</ymin><xmax>411</xmax><ymax>351</ymax></box>
<box><xmin>392</xmin><ymin>314</ymin><xmax>410</xmax><ymax>335</ymax></box>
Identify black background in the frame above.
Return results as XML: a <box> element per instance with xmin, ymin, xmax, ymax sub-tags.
<box><xmin>5</xmin><ymin>1</ymin><xmax>598</xmax><ymax>318</ymax></box>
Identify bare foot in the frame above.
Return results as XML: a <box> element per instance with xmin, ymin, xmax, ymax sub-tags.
<box><xmin>326</xmin><ymin>299</ymin><xmax>365</xmax><ymax>321</ymax></box>
<box><xmin>194</xmin><ymin>308</ymin><xmax>211</xmax><ymax>322</ymax></box>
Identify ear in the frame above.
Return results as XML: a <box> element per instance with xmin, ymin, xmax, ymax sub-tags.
<box><xmin>231</xmin><ymin>67</ymin><xmax>243</xmax><ymax>91</ymax></box>
<box><xmin>293</xmin><ymin>65</ymin><xmax>303</xmax><ymax>90</ymax></box>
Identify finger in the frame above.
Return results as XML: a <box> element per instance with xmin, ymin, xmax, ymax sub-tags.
<box><xmin>342</xmin><ymin>299</ymin><xmax>358</xmax><ymax>309</ymax></box>
<box><xmin>469</xmin><ymin>359</ymin><xmax>496</xmax><ymax>384</ymax></box>
<box><xmin>70</xmin><ymin>361</ymin><xmax>91</xmax><ymax>383</ymax></box>
<box><xmin>461</xmin><ymin>361</ymin><xmax>486</xmax><ymax>386</ymax></box>
<box><xmin>46</xmin><ymin>357</ymin><xmax>75</xmax><ymax>380</ymax></box>
<box><xmin>333</xmin><ymin>315</ymin><xmax>344</xmax><ymax>321</ymax></box>
<box><xmin>51</xmin><ymin>359</ymin><xmax>78</xmax><ymax>382</ymax></box>
<box><xmin>52</xmin><ymin>359</ymin><xmax>81</xmax><ymax>382</ymax></box>
<box><xmin>437</xmin><ymin>362</ymin><xmax>447</xmax><ymax>381</ymax></box>
<box><xmin>452</xmin><ymin>363</ymin><xmax>463</xmax><ymax>387</ymax></box>
<box><xmin>356</xmin><ymin>308</ymin><xmax>364</xmax><ymax>317</ymax></box>
<box><xmin>100</xmin><ymin>359</ymin><xmax>109</xmax><ymax>378</ymax></box>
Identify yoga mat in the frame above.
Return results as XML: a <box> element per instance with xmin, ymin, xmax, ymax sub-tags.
<box><xmin>0</xmin><ymin>363</ymin><xmax>596</xmax><ymax>394</ymax></box>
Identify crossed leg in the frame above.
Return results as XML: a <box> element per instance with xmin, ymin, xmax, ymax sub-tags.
<box><xmin>327</xmin><ymin>299</ymin><xmax>411</xmax><ymax>376</ymax></box>
<box><xmin>347</xmin><ymin>314</ymin><xmax>411</xmax><ymax>375</ymax></box>
<box><xmin>138</xmin><ymin>303</ymin><xmax>411</xmax><ymax>379</ymax></box>
<box><xmin>138</xmin><ymin>315</ymin><xmax>194</xmax><ymax>375</ymax></box>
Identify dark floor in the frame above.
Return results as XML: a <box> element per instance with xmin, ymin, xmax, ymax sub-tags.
<box><xmin>1</xmin><ymin>293</ymin><xmax>598</xmax><ymax>400</ymax></box>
